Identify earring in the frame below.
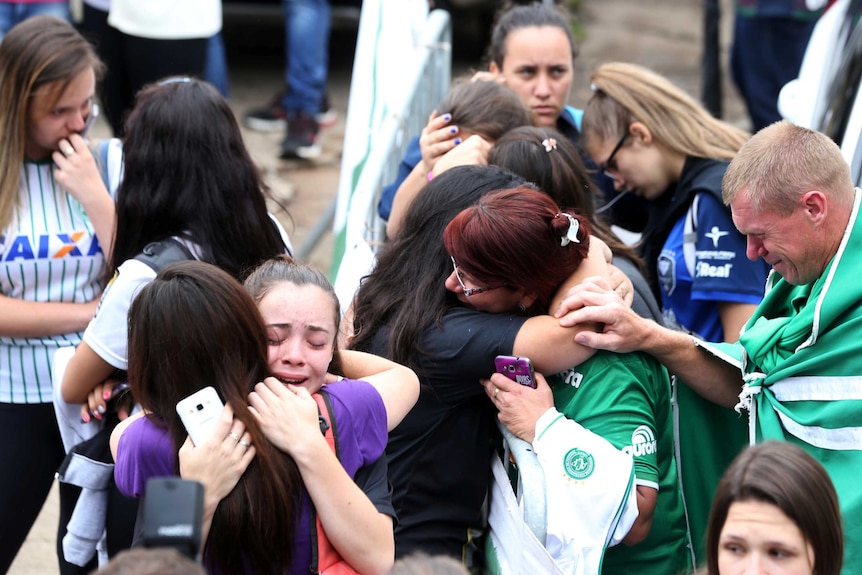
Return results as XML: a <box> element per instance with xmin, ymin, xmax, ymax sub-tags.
<box><xmin>518</xmin><ymin>303</ymin><xmax>526</xmax><ymax>311</ymax></box>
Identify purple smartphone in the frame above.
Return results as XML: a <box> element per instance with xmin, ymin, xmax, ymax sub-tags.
<box><xmin>494</xmin><ymin>355</ymin><xmax>537</xmax><ymax>388</ymax></box>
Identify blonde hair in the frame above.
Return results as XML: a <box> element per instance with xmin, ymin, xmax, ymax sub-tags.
<box><xmin>0</xmin><ymin>16</ymin><xmax>103</xmax><ymax>232</ymax></box>
<box><xmin>583</xmin><ymin>62</ymin><xmax>749</xmax><ymax>162</ymax></box>
<box><xmin>722</xmin><ymin>120</ymin><xmax>854</xmax><ymax>215</ymax></box>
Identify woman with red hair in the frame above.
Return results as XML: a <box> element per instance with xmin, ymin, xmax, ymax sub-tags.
<box><xmin>444</xmin><ymin>187</ymin><xmax>691</xmax><ymax>575</ymax></box>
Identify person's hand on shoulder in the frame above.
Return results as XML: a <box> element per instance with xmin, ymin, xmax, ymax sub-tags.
<box><xmin>555</xmin><ymin>279</ymin><xmax>651</xmax><ymax>353</ymax></box>
<box><xmin>79</xmin><ymin>378</ymin><xmax>124</xmax><ymax>423</ymax></box>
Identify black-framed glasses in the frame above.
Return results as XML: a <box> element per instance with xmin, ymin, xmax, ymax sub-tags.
<box><xmin>599</xmin><ymin>132</ymin><xmax>628</xmax><ymax>180</ymax></box>
<box><xmin>450</xmin><ymin>256</ymin><xmax>503</xmax><ymax>297</ymax></box>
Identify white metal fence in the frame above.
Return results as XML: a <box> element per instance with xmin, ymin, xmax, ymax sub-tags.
<box><xmin>322</xmin><ymin>2</ymin><xmax>451</xmax><ymax>310</ymax></box>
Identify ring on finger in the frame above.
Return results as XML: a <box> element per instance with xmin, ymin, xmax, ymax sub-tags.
<box><xmin>229</xmin><ymin>432</ymin><xmax>240</xmax><ymax>442</ymax></box>
<box><xmin>239</xmin><ymin>439</ymin><xmax>250</xmax><ymax>448</ymax></box>
<box><xmin>62</xmin><ymin>145</ymin><xmax>75</xmax><ymax>156</ymax></box>
<box><xmin>494</xmin><ymin>387</ymin><xmax>499</xmax><ymax>398</ymax></box>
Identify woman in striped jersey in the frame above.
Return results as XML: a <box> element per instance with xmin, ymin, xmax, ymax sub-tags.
<box><xmin>0</xmin><ymin>15</ymin><xmax>116</xmax><ymax>573</ymax></box>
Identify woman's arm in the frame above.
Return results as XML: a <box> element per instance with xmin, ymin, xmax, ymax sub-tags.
<box><xmin>52</xmin><ymin>134</ymin><xmax>116</xmax><ymax>263</ymax></box>
<box><xmin>0</xmin><ymin>295</ymin><xmax>98</xmax><ymax>338</ymax></box>
<box><xmin>717</xmin><ymin>301</ymin><xmax>757</xmax><ymax>343</ymax></box>
<box><xmin>514</xmin><ymin>238</ymin><xmax>612</xmax><ymax>374</ymax></box>
<box><xmin>109</xmin><ymin>410</ymin><xmax>146</xmax><ymax>461</ymax></box>
<box><xmin>338</xmin><ymin>350</ymin><xmax>419</xmax><ymax>431</ymax></box>
<box><xmin>388</xmin><ymin>135</ymin><xmax>492</xmax><ymax>239</ymax></box>
<box><xmin>385</xmin><ymin>111</ymin><xmax>462</xmax><ymax>239</ymax></box>
<box><xmin>249</xmin><ymin>378</ymin><xmax>394</xmax><ymax>575</ymax></box>
<box><xmin>62</xmin><ymin>340</ymin><xmax>115</xmax><ymax>404</ymax></box>
<box><xmin>623</xmin><ymin>486</ymin><xmax>657</xmax><ymax>545</ymax></box>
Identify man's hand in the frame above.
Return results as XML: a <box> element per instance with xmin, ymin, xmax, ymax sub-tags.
<box><xmin>555</xmin><ymin>279</ymin><xmax>655</xmax><ymax>354</ymax></box>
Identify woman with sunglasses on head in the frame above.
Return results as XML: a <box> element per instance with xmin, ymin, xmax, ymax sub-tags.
<box><xmin>350</xmin><ymin>164</ymin><xmax>614</xmax><ymax>564</ymax></box>
<box><xmin>447</xmin><ymin>188</ymin><xmax>692</xmax><ymax>575</ymax></box>
<box><xmin>583</xmin><ymin>61</ymin><xmax>771</xmax><ymax>565</ymax></box>
<box><xmin>0</xmin><ymin>16</ymin><xmax>116</xmax><ymax>573</ymax></box>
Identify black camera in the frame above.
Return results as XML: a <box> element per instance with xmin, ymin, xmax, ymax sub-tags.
<box><xmin>141</xmin><ymin>477</ymin><xmax>204</xmax><ymax>560</ymax></box>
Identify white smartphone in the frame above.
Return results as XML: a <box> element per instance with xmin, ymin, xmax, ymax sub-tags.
<box><xmin>176</xmin><ymin>386</ymin><xmax>224</xmax><ymax>446</ymax></box>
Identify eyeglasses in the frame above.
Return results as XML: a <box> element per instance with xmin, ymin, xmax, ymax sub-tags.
<box><xmin>450</xmin><ymin>256</ymin><xmax>503</xmax><ymax>297</ymax></box>
<box><xmin>599</xmin><ymin>132</ymin><xmax>628</xmax><ymax>180</ymax></box>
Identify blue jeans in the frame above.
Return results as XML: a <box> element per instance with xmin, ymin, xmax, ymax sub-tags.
<box><xmin>0</xmin><ymin>1</ymin><xmax>70</xmax><ymax>41</ymax></box>
<box><xmin>204</xmin><ymin>32</ymin><xmax>230</xmax><ymax>99</ymax></box>
<box><xmin>730</xmin><ymin>15</ymin><xmax>817</xmax><ymax>132</ymax></box>
<box><xmin>283</xmin><ymin>0</ymin><xmax>330</xmax><ymax>116</ymax></box>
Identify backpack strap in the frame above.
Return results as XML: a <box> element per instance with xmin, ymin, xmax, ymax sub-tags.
<box><xmin>313</xmin><ymin>391</ymin><xmax>339</xmax><ymax>460</ymax></box>
<box><xmin>309</xmin><ymin>391</ymin><xmax>358</xmax><ymax>575</ymax></box>
<box><xmin>683</xmin><ymin>194</ymin><xmax>700</xmax><ymax>278</ymax></box>
<box><xmin>133</xmin><ymin>238</ymin><xmax>195</xmax><ymax>273</ymax></box>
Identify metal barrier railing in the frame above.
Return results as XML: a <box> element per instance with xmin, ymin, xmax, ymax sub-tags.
<box><xmin>321</xmin><ymin>5</ymin><xmax>451</xmax><ymax>306</ymax></box>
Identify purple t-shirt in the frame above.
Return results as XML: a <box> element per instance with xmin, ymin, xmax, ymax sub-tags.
<box><xmin>114</xmin><ymin>379</ymin><xmax>388</xmax><ymax>574</ymax></box>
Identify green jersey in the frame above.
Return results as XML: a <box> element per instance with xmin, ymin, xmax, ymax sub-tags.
<box><xmin>549</xmin><ymin>350</ymin><xmax>692</xmax><ymax>575</ymax></box>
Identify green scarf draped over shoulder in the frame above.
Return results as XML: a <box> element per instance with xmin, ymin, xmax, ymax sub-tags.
<box><xmin>736</xmin><ymin>189</ymin><xmax>862</xmax><ymax>574</ymax></box>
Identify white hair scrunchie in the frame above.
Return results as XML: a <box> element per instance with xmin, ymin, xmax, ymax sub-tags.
<box><xmin>558</xmin><ymin>213</ymin><xmax>580</xmax><ymax>246</ymax></box>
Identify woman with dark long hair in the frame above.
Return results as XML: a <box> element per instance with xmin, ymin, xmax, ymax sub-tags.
<box><xmin>488</xmin><ymin>125</ymin><xmax>662</xmax><ymax>323</ymax></box>
<box><xmin>62</xmin><ymin>77</ymin><xmax>290</xmax><ymax>413</ymax></box>
<box><xmin>113</xmin><ymin>261</ymin><xmax>409</xmax><ymax>574</ymax></box>
<box><xmin>706</xmin><ymin>441</ymin><xmax>843</xmax><ymax>575</ymax></box>
<box><xmin>349</xmin><ymin>164</ymin><xmax>609</xmax><ymax>563</ymax></box>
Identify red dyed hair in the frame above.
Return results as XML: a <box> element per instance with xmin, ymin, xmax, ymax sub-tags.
<box><xmin>444</xmin><ymin>187</ymin><xmax>590</xmax><ymax>312</ymax></box>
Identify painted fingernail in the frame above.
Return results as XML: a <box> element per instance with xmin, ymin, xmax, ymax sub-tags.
<box><xmin>443</xmin><ymin>114</ymin><xmax>451</xmax><ymax>121</ymax></box>
<box><xmin>97</xmin><ymin>405</ymin><xmax>106</xmax><ymax>414</ymax></box>
<box><xmin>454</xmin><ymin>138</ymin><xmax>462</xmax><ymax>145</ymax></box>
<box><xmin>103</xmin><ymin>390</ymin><xmax>112</xmax><ymax>400</ymax></box>
<box><xmin>450</xmin><ymin>127</ymin><xmax>458</xmax><ymax>134</ymax></box>
<box><xmin>82</xmin><ymin>412</ymin><xmax>90</xmax><ymax>423</ymax></box>
<box><xmin>94</xmin><ymin>412</ymin><xmax>102</xmax><ymax>420</ymax></box>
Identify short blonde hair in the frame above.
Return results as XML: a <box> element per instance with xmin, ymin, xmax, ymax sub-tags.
<box><xmin>722</xmin><ymin>121</ymin><xmax>854</xmax><ymax>215</ymax></box>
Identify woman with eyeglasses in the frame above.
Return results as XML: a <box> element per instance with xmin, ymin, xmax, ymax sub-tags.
<box><xmin>349</xmin><ymin>165</ymin><xmax>613</xmax><ymax>564</ymax></box>
<box><xmin>582</xmin><ymin>61</ymin><xmax>771</xmax><ymax>566</ymax></box>
<box><xmin>446</xmin><ymin>187</ymin><xmax>692</xmax><ymax>575</ymax></box>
